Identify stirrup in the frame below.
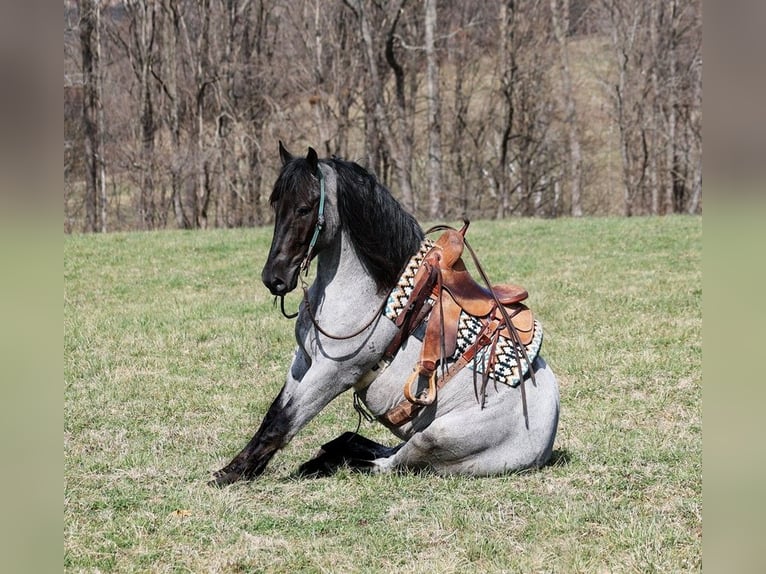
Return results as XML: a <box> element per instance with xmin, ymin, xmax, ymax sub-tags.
<box><xmin>403</xmin><ymin>369</ymin><xmax>437</xmax><ymax>406</ymax></box>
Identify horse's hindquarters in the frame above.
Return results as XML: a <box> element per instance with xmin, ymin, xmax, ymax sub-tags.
<box><xmin>370</xmin><ymin>355</ymin><xmax>560</xmax><ymax>476</ymax></box>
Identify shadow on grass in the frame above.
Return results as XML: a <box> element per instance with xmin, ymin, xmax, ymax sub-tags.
<box><xmin>546</xmin><ymin>448</ymin><xmax>574</xmax><ymax>467</ymax></box>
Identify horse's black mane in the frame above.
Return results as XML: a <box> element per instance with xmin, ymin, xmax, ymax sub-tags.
<box><xmin>270</xmin><ymin>155</ymin><xmax>423</xmax><ymax>292</ymax></box>
<box><xmin>330</xmin><ymin>157</ymin><xmax>424</xmax><ymax>292</ymax></box>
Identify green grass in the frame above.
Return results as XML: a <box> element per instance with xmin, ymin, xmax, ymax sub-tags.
<box><xmin>65</xmin><ymin>216</ymin><xmax>701</xmax><ymax>572</ymax></box>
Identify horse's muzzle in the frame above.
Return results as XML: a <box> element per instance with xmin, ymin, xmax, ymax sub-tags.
<box><xmin>261</xmin><ymin>265</ymin><xmax>299</xmax><ymax>296</ymax></box>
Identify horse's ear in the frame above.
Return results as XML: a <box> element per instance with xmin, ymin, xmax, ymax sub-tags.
<box><xmin>279</xmin><ymin>141</ymin><xmax>294</xmax><ymax>166</ymax></box>
<box><xmin>306</xmin><ymin>147</ymin><xmax>319</xmax><ymax>173</ymax></box>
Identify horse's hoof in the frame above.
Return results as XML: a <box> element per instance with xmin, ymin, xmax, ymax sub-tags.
<box><xmin>208</xmin><ymin>470</ymin><xmax>242</xmax><ymax>487</ymax></box>
<box><xmin>297</xmin><ymin>452</ymin><xmax>339</xmax><ymax>478</ymax></box>
<box><xmin>213</xmin><ymin>459</ymin><xmax>243</xmax><ymax>479</ymax></box>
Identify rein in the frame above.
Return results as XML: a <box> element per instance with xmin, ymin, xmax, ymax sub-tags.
<box><xmin>299</xmin><ymin>283</ymin><xmax>389</xmax><ymax>341</ymax></box>
<box><xmin>424</xmin><ymin>222</ymin><xmax>534</xmax><ymax>427</ymax></box>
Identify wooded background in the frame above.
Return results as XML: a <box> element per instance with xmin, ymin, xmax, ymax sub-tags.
<box><xmin>64</xmin><ymin>0</ymin><xmax>702</xmax><ymax>232</ymax></box>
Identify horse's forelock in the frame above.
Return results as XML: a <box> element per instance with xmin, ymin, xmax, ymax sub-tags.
<box><xmin>270</xmin><ymin>158</ymin><xmax>318</xmax><ymax>208</ymax></box>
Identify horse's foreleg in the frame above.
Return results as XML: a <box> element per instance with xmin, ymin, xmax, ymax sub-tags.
<box><xmin>210</xmin><ymin>357</ymin><xmax>349</xmax><ymax>486</ymax></box>
<box><xmin>210</xmin><ymin>388</ymin><xmax>293</xmax><ymax>486</ymax></box>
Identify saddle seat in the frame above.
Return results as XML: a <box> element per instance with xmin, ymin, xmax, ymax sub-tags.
<box><xmin>425</xmin><ymin>223</ymin><xmax>527</xmax><ymax>308</ymax></box>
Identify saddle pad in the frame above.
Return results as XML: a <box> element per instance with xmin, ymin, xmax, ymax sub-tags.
<box><xmin>385</xmin><ymin>239</ymin><xmax>435</xmax><ymax>320</ymax></box>
<box><xmin>454</xmin><ymin>314</ymin><xmax>543</xmax><ymax>387</ymax></box>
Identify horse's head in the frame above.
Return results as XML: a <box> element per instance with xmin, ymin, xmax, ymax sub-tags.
<box><xmin>261</xmin><ymin>142</ymin><xmax>335</xmax><ymax>296</ymax></box>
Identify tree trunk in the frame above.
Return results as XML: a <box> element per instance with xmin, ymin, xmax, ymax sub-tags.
<box><xmin>79</xmin><ymin>0</ymin><xmax>105</xmax><ymax>232</ymax></box>
<box><xmin>382</xmin><ymin>0</ymin><xmax>415</xmax><ymax>212</ymax></box>
<box><xmin>125</xmin><ymin>0</ymin><xmax>158</xmax><ymax>229</ymax></box>
<box><xmin>194</xmin><ymin>0</ymin><xmax>211</xmax><ymax>229</ymax></box>
<box><xmin>312</xmin><ymin>0</ymin><xmax>331</xmax><ymax>155</ymax></box>
<box><xmin>551</xmin><ymin>0</ymin><xmax>583</xmax><ymax>217</ymax></box>
<box><xmin>688</xmin><ymin>55</ymin><xmax>702</xmax><ymax>214</ymax></box>
<box><xmin>663</xmin><ymin>0</ymin><xmax>678</xmax><ymax>214</ymax></box>
<box><xmin>648</xmin><ymin>0</ymin><xmax>660</xmax><ymax>215</ymax></box>
<box><xmin>496</xmin><ymin>0</ymin><xmax>516</xmax><ymax>219</ymax></box>
<box><xmin>425</xmin><ymin>0</ymin><xmax>444</xmax><ymax>219</ymax></box>
<box><xmin>246</xmin><ymin>136</ymin><xmax>264</xmax><ymax>226</ymax></box>
<box><xmin>161</xmin><ymin>0</ymin><xmax>189</xmax><ymax>229</ymax></box>
<box><xmin>352</xmin><ymin>0</ymin><xmax>415</xmax><ymax>212</ymax></box>
<box><xmin>139</xmin><ymin>55</ymin><xmax>156</xmax><ymax>229</ymax></box>
<box><xmin>607</xmin><ymin>0</ymin><xmax>636</xmax><ymax>216</ymax></box>
<box><xmin>449</xmin><ymin>17</ymin><xmax>469</xmax><ymax>217</ymax></box>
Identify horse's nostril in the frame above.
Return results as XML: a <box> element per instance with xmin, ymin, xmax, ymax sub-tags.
<box><xmin>264</xmin><ymin>276</ymin><xmax>287</xmax><ymax>295</ymax></box>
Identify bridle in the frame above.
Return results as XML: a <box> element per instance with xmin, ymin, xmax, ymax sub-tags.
<box><xmin>298</xmin><ymin>165</ymin><xmax>326</xmax><ymax>276</ymax></box>
<box><xmin>277</xmin><ymin>165</ymin><xmax>388</xmax><ymax>339</ymax></box>
<box><xmin>278</xmin><ymin>165</ymin><xmax>325</xmax><ymax>320</ymax></box>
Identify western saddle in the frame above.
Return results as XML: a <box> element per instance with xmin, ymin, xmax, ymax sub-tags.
<box><xmin>377</xmin><ymin>222</ymin><xmax>536</xmax><ymax>427</ymax></box>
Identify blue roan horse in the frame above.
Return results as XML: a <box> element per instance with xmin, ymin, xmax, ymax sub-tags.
<box><xmin>211</xmin><ymin>144</ymin><xmax>559</xmax><ymax>486</ymax></box>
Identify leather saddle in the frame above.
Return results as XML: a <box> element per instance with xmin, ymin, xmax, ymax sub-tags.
<box><xmin>389</xmin><ymin>222</ymin><xmax>535</xmax><ymax>410</ymax></box>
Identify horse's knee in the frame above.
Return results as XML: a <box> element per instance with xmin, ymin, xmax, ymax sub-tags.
<box><xmin>408</xmin><ymin>428</ymin><xmax>440</xmax><ymax>455</ymax></box>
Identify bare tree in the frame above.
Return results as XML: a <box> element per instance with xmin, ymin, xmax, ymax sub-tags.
<box><xmin>310</xmin><ymin>0</ymin><xmax>333</xmax><ymax>156</ymax></box>
<box><xmin>78</xmin><ymin>0</ymin><xmax>106</xmax><ymax>232</ymax></box>
<box><xmin>241</xmin><ymin>0</ymin><xmax>283</xmax><ymax>226</ymax></box>
<box><xmin>159</xmin><ymin>0</ymin><xmax>190</xmax><ymax>228</ymax></box>
<box><xmin>191</xmin><ymin>0</ymin><xmax>213</xmax><ymax>228</ymax></box>
<box><xmin>599</xmin><ymin>0</ymin><xmax>701</xmax><ymax>215</ymax></box>
<box><xmin>118</xmin><ymin>0</ymin><xmax>160</xmax><ymax>229</ymax></box>
<box><xmin>601</xmin><ymin>0</ymin><xmax>647</xmax><ymax>215</ymax></box>
<box><xmin>686</xmin><ymin>51</ymin><xmax>702</xmax><ymax>214</ymax></box>
<box><xmin>443</xmin><ymin>2</ymin><xmax>496</xmax><ymax>219</ymax></box>
<box><xmin>425</xmin><ymin>0</ymin><xmax>444</xmax><ymax>218</ymax></box>
<box><xmin>494</xmin><ymin>0</ymin><xmax>517</xmax><ymax>218</ymax></box>
<box><xmin>491</xmin><ymin>0</ymin><xmax>559</xmax><ymax>218</ymax></box>
<box><xmin>551</xmin><ymin>0</ymin><xmax>583</xmax><ymax>217</ymax></box>
<box><xmin>346</xmin><ymin>0</ymin><xmax>416</xmax><ymax>212</ymax></box>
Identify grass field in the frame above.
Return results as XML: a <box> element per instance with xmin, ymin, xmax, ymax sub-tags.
<box><xmin>64</xmin><ymin>216</ymin><xmax>701</xmax><ymax>572</ymax></box>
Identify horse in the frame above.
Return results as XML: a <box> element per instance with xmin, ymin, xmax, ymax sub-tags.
<box><xmin>211</xmin><ymin>144</ymin><xmax>560</xmax><ymax>486</ymax></box>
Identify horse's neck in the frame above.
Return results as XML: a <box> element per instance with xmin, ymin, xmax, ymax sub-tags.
<box><xmin>314</xmin><ymin>231</ymin><xmax>382</xmax><ymax>309</ymax></box>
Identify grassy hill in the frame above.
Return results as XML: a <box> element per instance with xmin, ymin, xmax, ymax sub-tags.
<box><xmin>65</xmin><ymin>216</ymin><xmax>701</xmax><ymax>572</ymax></box>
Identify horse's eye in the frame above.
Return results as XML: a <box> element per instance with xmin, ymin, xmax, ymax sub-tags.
<box><xmin>296</xmin><ymin>206</ymin><xmax>313</xmax><ymax>217</ymax></box>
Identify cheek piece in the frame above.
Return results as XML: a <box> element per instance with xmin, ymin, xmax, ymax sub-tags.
<box><xmin>299</xmin><ymin>166</ymin><xmax>326</xmax><ymax>276</ymax></box>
